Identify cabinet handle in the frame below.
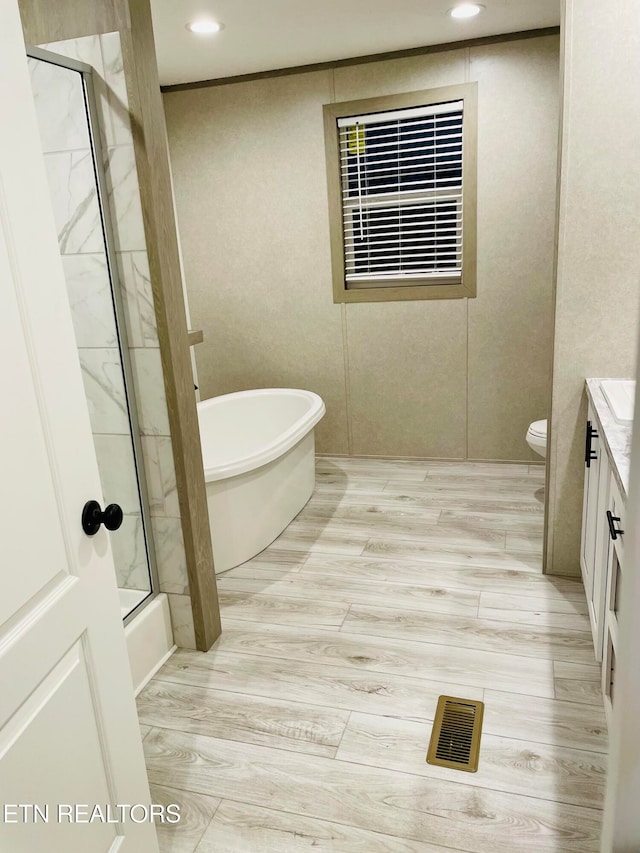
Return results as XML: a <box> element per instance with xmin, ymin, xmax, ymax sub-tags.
<box><xmin>585</xmin><ymin>420</ymin><xmax>598</xmax><ymax>468</ymax></box>
<box><xmin>606</xmin><ymin>510</ymin><xmax>624</xmax><ymax>540</ymax></box>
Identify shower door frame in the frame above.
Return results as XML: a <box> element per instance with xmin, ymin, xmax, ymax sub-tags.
<box><xmin>27</xmin><ymin>44</ymin><xmax>160</xmax><ymax>626</ymax></box>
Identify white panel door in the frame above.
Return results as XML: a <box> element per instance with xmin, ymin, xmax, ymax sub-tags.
<box><xmin>0</xmin><ymin>2</ymin><xmax>159</xmax><ymax>851</ymax></box>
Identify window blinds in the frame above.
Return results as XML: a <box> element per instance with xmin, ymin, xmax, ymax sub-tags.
<box><xmin>337</xmin><ymin>100</ymin><xmax>464</xmax><ymax>287</ymax></box>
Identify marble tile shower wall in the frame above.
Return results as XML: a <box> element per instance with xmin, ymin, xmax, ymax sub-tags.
<box><xmin>30</xmin><ymin>33</ymin><xmax>196</xmax><ymax>647</ymax></box>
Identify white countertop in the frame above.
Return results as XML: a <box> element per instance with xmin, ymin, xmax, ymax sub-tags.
<box><xmin>586</xmin><ymin>378</ymin><xmax>633</xmax><ymax>500</ymax></box>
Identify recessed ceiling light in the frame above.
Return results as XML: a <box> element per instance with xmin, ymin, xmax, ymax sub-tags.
<box><xmin>186</xmin><ymin>20</ymin><xmax>223</xmax><ymax>35</ymax></box>
<box><xmin>449</xmin><ymin>3</ymin><xmax>485</xmax><ymax>18</ymax></box>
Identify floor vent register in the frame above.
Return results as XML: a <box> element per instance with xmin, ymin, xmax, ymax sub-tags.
<box><xmin>426</xmin><ymin>695</ymin><xmax>484</xmax><ymax>773</ymax></box>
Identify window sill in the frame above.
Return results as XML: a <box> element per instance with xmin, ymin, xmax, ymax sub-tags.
<box><xmin>333</xmin><ymin>281</ymin><xmax>476</xmax><ymax>303</ymax></box>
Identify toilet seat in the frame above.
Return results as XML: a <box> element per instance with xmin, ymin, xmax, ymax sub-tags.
<box><xmin>526</xmin><ymin>419</ymin><xmax>547</xmax><ymax>458</ymax></box>
<box><xmin>527</xmin><ymin>419</ymin><xmax>547</xmax><ymax>439</ymax></box>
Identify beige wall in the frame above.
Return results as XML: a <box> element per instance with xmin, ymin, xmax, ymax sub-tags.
<box><xmin>545</xmin><ymin>0</ymin><xmax>640</xmax><ymax>577</ymax></box>
<box><xmin>164</xmin><ymin>34</ymin><xmax>559</xmax><ymax>461</ymax></box>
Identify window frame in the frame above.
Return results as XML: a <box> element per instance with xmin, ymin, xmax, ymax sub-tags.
<box><xmin>323</xmin><ymin>83</ymin><xmax>478</xmax><ymax>304</ymax></box>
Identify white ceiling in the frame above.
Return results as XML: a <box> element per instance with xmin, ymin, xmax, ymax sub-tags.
<box><xmin>151</xmin><ymin>0</ymin><xmax>560</xmax><ymax>88</ymax></box>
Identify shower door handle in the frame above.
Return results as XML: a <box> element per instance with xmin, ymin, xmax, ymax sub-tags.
<box><xmin>82</xmin><ymin>500</ymin><xmax>124</xmax><ymax>536</ymax></box>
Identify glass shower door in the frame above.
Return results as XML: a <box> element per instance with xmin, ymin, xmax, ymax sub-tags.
<box><xmin>27</xmin><ymin>47</ymin><xmax>158</xmax><ymax>622</ymax></box>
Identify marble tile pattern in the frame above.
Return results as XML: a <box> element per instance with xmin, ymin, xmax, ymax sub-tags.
<box><xmin>93</xmin><ymin>434</ymin><xmax>141</xmax><ymax>514</ymax></box>
<box><xmin>34</xmin><ymin>35</ymin><xmax>107</xmax><ymax>150</ymax></box>
<box><xmin>586</xmin><ymin>378</ymin><xmax>632</xmax><ymax>500</ymax></box>
<box><xmin>110</xmin><ymin>514</ymin><xmax>150</xmax><ymax>592</ymax></box>
<box><xmin>139</xmin><ymin>458</ymin><xmax>607</xmax><ymax>853</ymax></box>
<box><xmin>77</xmin><ymin>348</ymin><xmax>130</xmax><ymax>435</ymax></box>
<box><xmin>151</xmin><ymin>517</ymin><xmax>189</xmax><ymax>595</ymax></box>
<box><xmin>118</xmin><ymin>252</ymin><xmax>159</xmax><ymax>348</ymax></box>
<box><xmin>129</xmin><ymin>349</ymin><xmax>172</xmax><ymax>436</ymax></box>
<box><xmin>100</xmin><ymin>31</ymin><xmax>134</xmax><ymax>147</ymax></box>
<box><xmin>141</xmin><ymin>435</ymin><xmax>181</xmax><ymax>519</ymax></box>
<box><xmin>43</xmin><ymin>150</ymin><xmax>105</xmax><ymax>255</ymax></box>
<box><xmin>167</xmin><ymin>593</ymin><xmax>197</xmax><ymax>649</ymax></box>
<box><xmin>28</xmin><ymin>55</ymin><xmax>93</xmax><ymax>153</ymax></box>
<box><xmin>30</xmin><ymin>35</ymin><xmax>191</xmax><ymax>638</ymax></box>
<box><xmin>62</xmin><ymin>255</ymin><xmax>118</xmax><ymax>348</ymax></box>
<box><xmin>105</xmin><ymin>146</ymin><xmax>147</xmax><ymax>252</ymax></box>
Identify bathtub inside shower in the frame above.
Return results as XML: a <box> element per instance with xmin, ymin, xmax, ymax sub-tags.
<box><xmin>197</xmin><ymin>388</ymin><xmax>325</xmax><ymax>573</ymax></box>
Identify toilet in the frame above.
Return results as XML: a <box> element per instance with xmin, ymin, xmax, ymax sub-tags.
<box><xmin>526</xmin><ymin>419</ymin><xmax>547</xmax><ymax>458</ymax></box>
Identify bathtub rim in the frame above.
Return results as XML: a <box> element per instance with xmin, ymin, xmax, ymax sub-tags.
<box><xmin>197</xmin><ymin>388</ymin><xmax>325</xmax><ymax>482</ymax></box>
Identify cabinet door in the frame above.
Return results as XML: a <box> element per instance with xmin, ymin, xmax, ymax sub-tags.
<box><xmin>602</xmin><ymin>476</ymin><xmax>625</xmax><ymax>726</ymax></box>
<box><xmin>589</xmin><ymin>453</ymin><xmax>611</xmax><ymax>662</ymax></box>
<box><xmin>580</xmin><ymin>410</ymin><xmax>601</xmax><ymax>600</ymax></box>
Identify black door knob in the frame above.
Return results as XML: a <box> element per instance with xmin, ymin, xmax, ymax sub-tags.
<box><xmin>82</xmin><ymin>500</ymin><xmax>124</xmax><ymax>536</ymax></box>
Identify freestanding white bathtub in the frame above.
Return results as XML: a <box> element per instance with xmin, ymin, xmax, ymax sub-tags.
<box><xmin>197</xmin><ymin>388</ymin><xmax>325</xmax><ymax>573</ymax></box>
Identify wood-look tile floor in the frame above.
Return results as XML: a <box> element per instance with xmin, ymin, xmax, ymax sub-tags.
<box><xmin>139</xmin><ymin>457</ymin><xmax>607</xmax><ymax>852</ymax></box>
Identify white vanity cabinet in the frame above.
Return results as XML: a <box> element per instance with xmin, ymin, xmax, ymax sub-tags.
<box><xmin>580</xmin><ymin>380</ymin><xmax>633</xmax><ymax>727</ymax></box>
<box><xmin>580</xmin><ymin>406</ymin><xmax>612</xmax><ymax>662</ymax></box>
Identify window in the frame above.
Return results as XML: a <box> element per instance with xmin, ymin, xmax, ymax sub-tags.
<box><xmin>323</xmin><ymin>84</ymin><xmax>477</xmax><ymax>303</ymax></box>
